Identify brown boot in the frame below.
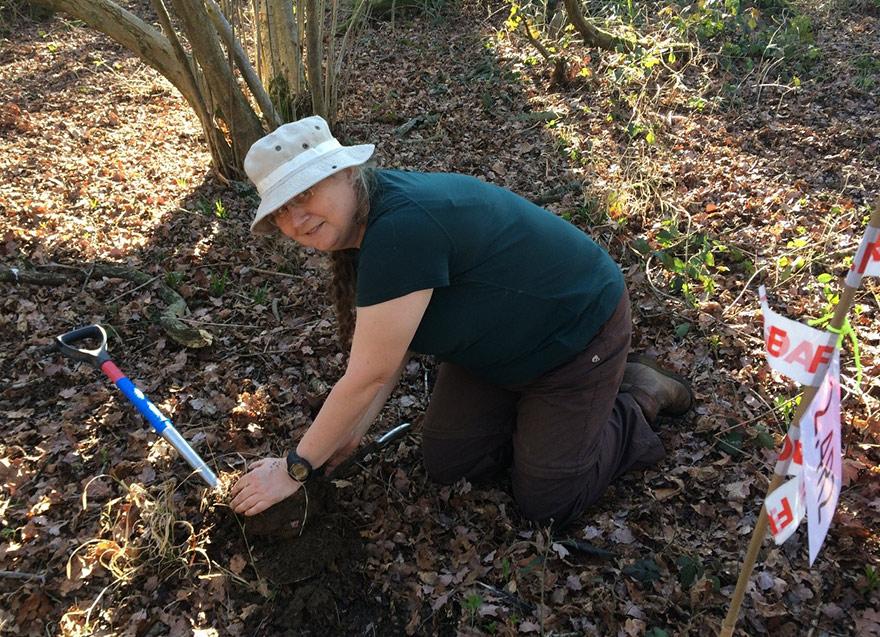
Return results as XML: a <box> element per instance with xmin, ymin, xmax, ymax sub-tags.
<box><xmin>621</xmin><ymin>354</ymin><xmax>693</xmax><ymax>423</ymax></box>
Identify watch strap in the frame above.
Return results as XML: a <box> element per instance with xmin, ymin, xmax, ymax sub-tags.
<box><xmin>285</xmin><ymin>450</ymin><xmax>313</xmax><ymax>483</ymax></box>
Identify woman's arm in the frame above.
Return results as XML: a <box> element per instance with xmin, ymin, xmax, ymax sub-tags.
<box><xmin>295</xmin><ymin>290</ymin><xmax>431</xmax><ymax>468</ymax></box>
<box><xmin>230</xmin><ymin>289</ymin><xmax>432</xmax><ymax>515</ymax></box>
<box><xmin>324</xmin><ymin>355</ymin><xmax>409</xmax><ymax>473</ymax></box>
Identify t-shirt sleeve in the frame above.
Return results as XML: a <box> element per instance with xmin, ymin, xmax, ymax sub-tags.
<box><xmin>356</xmin><ymin>205</ymin><xmax>452</xmax><ymax>307</ymax></box>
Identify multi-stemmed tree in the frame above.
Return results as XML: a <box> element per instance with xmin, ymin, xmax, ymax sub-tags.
<box><xmin>29</xmin><ymin>0</ymin><xmax>368</xmax><ymax>178</ymax></box>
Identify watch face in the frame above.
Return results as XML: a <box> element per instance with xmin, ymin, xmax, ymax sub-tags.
<box><xmin>289</xmin><ymin>463</ymin><xmax>309</xmax><ymax>482</ymax></box>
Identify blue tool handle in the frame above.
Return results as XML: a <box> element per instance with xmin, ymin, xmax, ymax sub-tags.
<box><xmin>105</xmin><ymin>365</ymin><xmax>217</xmax><ymax>488</ymax></box>
<box><xmin>114</xmin><ymin>376</ymin><xmax>170</xmax><ymax>434</ymax></box>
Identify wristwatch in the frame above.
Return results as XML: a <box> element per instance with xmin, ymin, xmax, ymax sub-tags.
<box><xmin>285</xmin><ymin>450</ymin><xmax>314</xmax><ymax>483</ymax></box>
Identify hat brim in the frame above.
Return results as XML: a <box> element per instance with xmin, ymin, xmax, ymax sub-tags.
<box><xmin>250</xmin><ymin>144</ymin><xmax>375</xmax><ymax>235</ymax></box>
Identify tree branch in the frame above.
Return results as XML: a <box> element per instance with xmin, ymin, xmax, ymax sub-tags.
<box><xmin>2</xmin><ymin>264</ymin><xmax>213</xmax><ymax>348</ymax></box>
<box><xmin>29</xmin><ymin>0</ymin><xmax>199</xmax><ymax>103</ymax></box>
<box><xmin>169</xmin><ymin>0</ymin><xmax>264</xmax><ymax>171</ymax></box>
<box><xmin>562</xmin><ymin>0</ymin><xmax>636</xmax><ymax>51</ymax></box>
<box><xmin>306</xmin><ymin>0</ymin><xmax>326</xmax><ymax>118</ymax></box>
<box><xmin>204</xmin><ymin>0</ymin><xmax>283</xmax><ymax>129</ymax></box>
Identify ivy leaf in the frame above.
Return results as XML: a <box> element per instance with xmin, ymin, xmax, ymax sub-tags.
<box><xmin>718</xmin><ymin>430</ymin><xmax>744</xmax><ymax>456</ymax></box>
<box><xmin>675</xmin><ymin>555</ymin><xmax>704</xmax><ymax>588</ymax></box>
<box><xmin>623</xmin><ymin>558</ymin><xmax>662</xmax><ymax>583</ymax></box>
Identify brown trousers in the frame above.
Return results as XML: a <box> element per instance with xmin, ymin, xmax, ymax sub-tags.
<box><xmin>421</xmin><ymin>290</ymin><xmax>665</xmax><ymax>529</ymax></box>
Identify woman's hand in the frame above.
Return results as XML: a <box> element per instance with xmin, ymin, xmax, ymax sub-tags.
<box><xmin>230</xmin><ymin>457</ymin><xmax>301</xmax><ymax>516</ymax></box>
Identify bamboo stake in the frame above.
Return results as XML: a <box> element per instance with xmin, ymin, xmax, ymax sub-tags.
<box><xmin>720</xmin><ymin>200</ymin><xmax>880</xmax><ymax>636</ymax></box>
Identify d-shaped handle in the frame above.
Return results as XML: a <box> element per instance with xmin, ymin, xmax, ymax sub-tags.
<box><xmin>55</xmin><ymin>324</ymin><xmax>111</xmax><ymax>368</ymax></box>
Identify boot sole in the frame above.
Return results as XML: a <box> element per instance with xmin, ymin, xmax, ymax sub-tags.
<box><xmin>626</xmin><ymin>353</ymin><xmax>694</xmax><ymax>417</ymax></box>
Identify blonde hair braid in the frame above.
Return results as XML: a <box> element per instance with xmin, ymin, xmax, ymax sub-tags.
<box><xmin>329</xmin><ymin>167</ymin><xmax>375</xmax><ymax>347</ymax></box>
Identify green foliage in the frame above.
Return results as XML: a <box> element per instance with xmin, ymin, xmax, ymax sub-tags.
<box><xmin>193</xmin><ymin>197</ymin><xmax>229</xmax><ymax>219</ymax></box>
<box><xmin>773</xmin><ymin>394</ymin><xmax>801</xmax><ymax>428</ymax></box>
<box><xmin>626</xmin><ymin>120</ymin><xmax>656</xmax><ymax>144</ymax></box>
<box><xmin>209</xmin><ymin>271</ymin><xmax>229</xmax><ymax>297</ymax></box>
<box><xmin>862</xmin><ymin>565</ymin><xmax>880</xmax><ymax>592</ymax></box>
<box><xmin>251</xmin><ymin>283</ymin><xmax>270</xmax><ymax>306</ymax></box>
<box><xmin>671</xmin><ymin>0</ymin><xmax>822</xmax><ymax>76</ymax></box>
<box><xmin>805</xmin><ymin>271</ymin><xmax>842</xmax><ymax>333</ymax></box>
<box><xmin>165</xmin><ymin>271</ymin><xmax>184</xmax><ymax>288</ymax></box>
<box><xmin>675</xmin><ymin>555</ymin><xmax>704</xmax><ymax>587</ymax></box>
<box><xmin>646</xmin><ymin>223</ymin><xmax>741</xmax><ymax>305</ymax></box>
<box><xmin>623</xmin><ymin>558</ymin><xmax>662</xmax><ymax>583</ymax></box>
<box><xmin>717</xmin><ymin>429</ymin><xmax>744</xmax><ymax>456</ymax></box>
<box><xmin>753</xmin><ymin>425</ymin><xmax>777</xmax><ymax>449</ymax></box>
<box><xmin>462</xmin><ymin>592</ymin><xmax>483</xmax><ymax>623</ymax></box>
<box><xmin>853</xmin><ymin>54</ymin><xmax>879</xmax><ymax>90</ymax></box>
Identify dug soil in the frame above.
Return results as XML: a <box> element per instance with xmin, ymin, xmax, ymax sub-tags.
<box><xmin>204</xmin><ymin>479</ymin><xmax>408</xmax><ymax>636</ymax></box>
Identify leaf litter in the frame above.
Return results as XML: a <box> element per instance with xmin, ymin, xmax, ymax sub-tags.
<box><xmin>1</xmin><ymin>0</ymin><xmax>879</xmax><ymax>635</ymax></box>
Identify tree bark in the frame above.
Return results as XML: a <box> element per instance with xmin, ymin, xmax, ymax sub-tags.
<box><xmin>204</xmin><ymin>0</ymin><xmax>283</xmax><ymax>130</ymax></box>
<box><xmin>562</xmin><ymin>0</ymin><xmax>636</xmax><ymax>51</ymax></box>
<box><xmin>169</xmin><ymin>0</ymin><xmax>264</xmax><ymax>172</ymax></box>
<box><xmin>305</xmin><ymin>0</ymin><xmax>326</xmax><ymax>119</ymax></box>
<box><xmin>148</xmin><ymin>0</ymin><xmax>235</xmax><ymax>174</ymax></box>
<box><xmin>252</xmin><ymin>0</ymin><xmax>303</xmax><ymax>122</ymax></box>
<box><xmin>30</xmin><ymin>0</ymin><xmax>199</xmax><ymax>101</ymax></box>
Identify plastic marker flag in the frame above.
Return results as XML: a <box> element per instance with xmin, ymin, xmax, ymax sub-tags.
<box><xmin>801</xmin><ymin>351</ymin><xmax>842</xmax><ymax>565</ymax></box>
<box><xmin>760</xmin><ymin>285</ymin><xmax>836</xmax><ymax>387</ymax></box>
<box><xmin>774</xmin><ymin>423</ymin><xmax>803</xmax><ymax>478</ymax></box>
<box><xmin>765</xmin><ymin>473</ymin><xmax>805</xmax><ymax>545</ymax></box>
<box><xmin>846</xmin><ymin>225</ymin><xmax>880</xmax><ymax>289</ymax></box>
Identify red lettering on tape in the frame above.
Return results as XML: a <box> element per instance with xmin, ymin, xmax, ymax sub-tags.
<box><xmin>768</xmin><ymin>496</ymin><xmax>794</xmax><ymax>536</ymax></box>
<box><xmin>767</xmin><ymin>326</ymin><xmax>788</xmax><ymax>357</ymax></box>
<box><xmin>856</xmin><ymin>239</ymin><xmax>880</xmax><ymax>275</ymax></box>
<box><xmin>809</xmin><ymin>345</ymin><xmax>834</xmax><ymax>374</ymax></box>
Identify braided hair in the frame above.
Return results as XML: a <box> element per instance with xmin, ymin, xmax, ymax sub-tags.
<box><xmin>329</xmin><ymin>166</ymin><xmax>375</xmax><ymax>347</ymax></box>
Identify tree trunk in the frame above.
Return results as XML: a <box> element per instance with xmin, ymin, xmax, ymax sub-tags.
<box><xmin>148</xmin><ymin>0</ymin><xmax>235</xmax><ymax>174</ymax></box>
<box><xmin>204</xmin><ymin>0</ymin><xmax>282</xmax><ymax>130</ymax></box>
<box><xmin>255</xmin><ymin>0</ymin><xmax>304</xmax><ymax>122</ymax></box>
<box><xmin>562</xmin><ymin>0</ymin><xmax>636</xmax><ymax>51</ymax></box>
<box><xmin>30</xmin><ymin>0</ymin><xmax>251</xmax><ymax>177</ymax></box>
<box><xmin>305</xmin><ymin>0</ymin><xmax>326</xmax><ymax>119</ymax></box>
<box><xmin>27</xmin><ymin>0</ymin><xmax>364</xmax><ymax>173</ymax></box>
<box><xmin>169</xmin><ymin>0</ymin><xmax>264</xmax><ymax>172</ymax></box>
<box><xmin>30</xmin><ymin>0</ymin><xmax>198</xmax><ymax>100</ymax></box>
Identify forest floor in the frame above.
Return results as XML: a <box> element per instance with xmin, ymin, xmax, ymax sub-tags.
<box><xmin>1</xmin><ymin>0</ymin><xmax>879</xmax><ymax>635</ymax></box>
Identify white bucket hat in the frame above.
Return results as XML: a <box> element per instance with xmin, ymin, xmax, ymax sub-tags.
<box><xmin>244</xmin><ymin>115</ymin><xmax>374</xmax><ymax>234</ymax></box>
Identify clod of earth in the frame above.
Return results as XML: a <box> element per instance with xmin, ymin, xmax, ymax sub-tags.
<box><xmin>239</xmin><ymin>479</ymin><xmax>334</xmax><ymax>539</ymax></box>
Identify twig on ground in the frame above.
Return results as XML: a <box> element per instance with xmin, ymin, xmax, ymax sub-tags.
<box><xmin>475</xmin><ymin>581</ymin><xmax>536</xmax><ymax>613</ymax></box>
<box><xmin>0</xmin><ymin>570</ymin><xmax>46</xmax><ymax>583</ymax></box>
<box><xmin>80</xmin><ymin>261</ymin><xmax>96</xmax><ymax>293</ymax></box>
<box><xmin>106</xmin><ymin>275</ymin><xmax>162</xmax><ymax>305</ymax></box>
<box><xmin>722</xmin><ymin>266</ymin><xmax>766</xmax><ymax>318</ymax></box>
<box><xmin>247</xmin><ymin>267</ymin><xmax>302</xmax><ymax>279</ymax></box>
<box><xmin>175</xmin><ymin>317</ymin><xmax>262</xmax><ymax>329</ymax></box>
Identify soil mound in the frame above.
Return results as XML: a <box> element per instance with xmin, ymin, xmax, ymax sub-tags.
<box><xmin>206</xmin><ymin>480</ymin><xmax>404</xmax><ymax>635</ymax></box>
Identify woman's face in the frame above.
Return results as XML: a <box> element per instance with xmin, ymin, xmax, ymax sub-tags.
<box><xmin>270</xmin><ymin>169</ymin><xmax>363</xmax><ymax>251</ymax></box>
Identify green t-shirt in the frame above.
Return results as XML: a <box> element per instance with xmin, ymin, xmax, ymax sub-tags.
<box><xmin>356</xmin><ymin>170</ymin><xmax>624</xmax><ymax>385</ymax></box>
